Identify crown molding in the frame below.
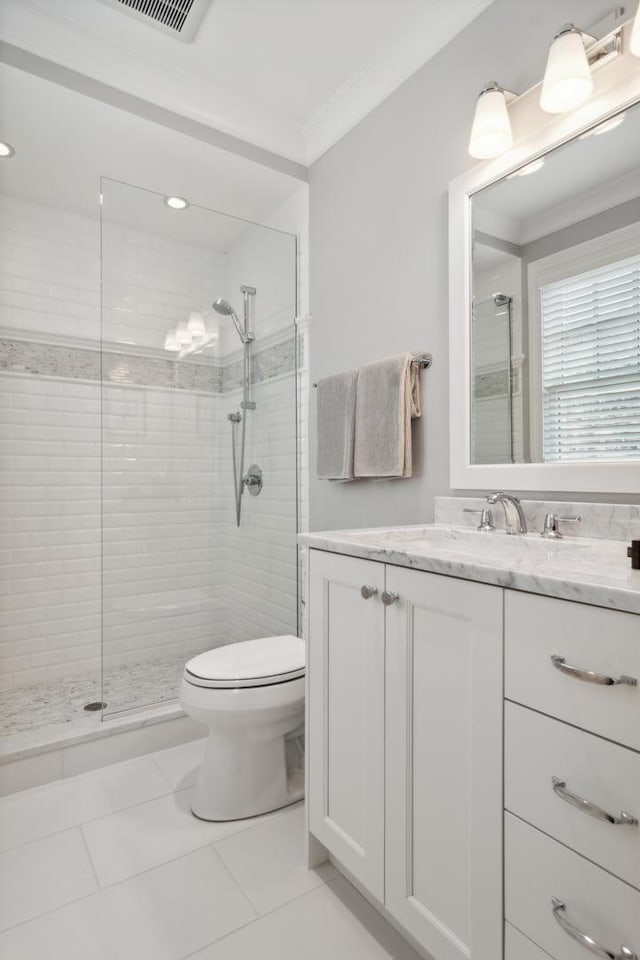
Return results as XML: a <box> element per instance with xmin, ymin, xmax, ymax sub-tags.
<box><xmin>303</xmin><ymin>0</ymin><xmax>496</xmax><ymax>164</ymax></box>
<box><xmin>0</xmin><ymin>0</ymin><xmax>496</xmax><ymax>169</ymax></box>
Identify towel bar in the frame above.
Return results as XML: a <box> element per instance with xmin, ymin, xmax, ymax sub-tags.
<box><xmin>312</xmin><ymin>353</ymin><xmax>432</xmax><ymax>387</ymax></box>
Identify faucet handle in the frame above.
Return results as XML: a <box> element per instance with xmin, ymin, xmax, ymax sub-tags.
<box><xmin>463</xmin><ymin>508</ymin><xmax>495</xmax><ymax>532</ymax></box>
<box><xmin>541</xmin><ymin>512</ymin><xmax>582</xmax><ymax>539</ymax></box>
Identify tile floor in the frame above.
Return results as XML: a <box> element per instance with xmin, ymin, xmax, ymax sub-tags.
<box><xmin>0</xmin><ymin>655</ymin><xmax>186</xmax><ymax>739</ymax></box>
<box><xmin>0</xmin><ymin>738</ymin><xmax>422</xmax><ymax>960</ymax></box>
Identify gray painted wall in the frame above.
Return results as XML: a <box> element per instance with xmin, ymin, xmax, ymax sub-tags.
<box><xmin>308</xmin><ymin>0</ymin><xmax>631</xmax><ymax>531</ymax></box>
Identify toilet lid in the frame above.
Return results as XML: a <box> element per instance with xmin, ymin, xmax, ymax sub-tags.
<box><xmin>184</xmin><ymin>635</ymin><xmax>305</xmax><ymax>689</ymax></box>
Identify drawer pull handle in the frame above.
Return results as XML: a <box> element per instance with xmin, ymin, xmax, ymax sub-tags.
<box><xmin>551</xmin><ymin>655</ymin><xmax>637</xmax><ymax>687</ymax></box>
<box><xmin>360</xmin><ymin>585</ymin><xmax>378</xmax><ymax>600</ymax></box>
<box><xmin>381</xmin><ymin>590</ymin><xmax>399</xmax><ymax>606</ymax></box>
<box><xmin>552</xmin><ymin>777</ymin><xmax>638</xmax><ymax>827</ymax></box>
<box><xmin>551</xmin><ymin>898</ymin><xmax>637</xmax><ymax>959</ymax></box>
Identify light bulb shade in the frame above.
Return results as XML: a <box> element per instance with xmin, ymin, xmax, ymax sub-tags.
<box><xmin>187</xmin><ymin>311</ymin><xmax>206</xmax><ymax>337</ymax></box>
<box><xmin>164</xmin><ymin>329</ymin><xmax>180</xmax><ymax>351</ymax></box>
<box><xmin>540</xmin><ymin>27</ymin><xmax>593</xmax><ymax>114</ymax></box>
<box><xmin>631</xmin><ymin>5</ymin><xmax>640</xmax><ymax>57</ymax></box>
<box><xmin>468</xmin><ymin>85</ymin><xmax>513</xmax><ymax>159</ymax></box>
<box><xmin>175</xmin><ymin>319</ymin><xmax>192</xmax><ymax>346</ymax></box>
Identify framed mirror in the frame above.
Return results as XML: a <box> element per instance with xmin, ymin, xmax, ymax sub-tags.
<box><xmin>449</xmin><ymin>63</ymin><xmax>640</xmax><ymax>493</ymax></box>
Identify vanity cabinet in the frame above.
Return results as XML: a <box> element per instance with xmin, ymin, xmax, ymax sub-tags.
<box><xmin>308</xmin><ymin>550</ymin><xmax>503</xmax><ymax>960</ymax></box>
<box><xmin>307</xmin><ymin>550</ymin><xmax>386</xmax><ymax>899</ymax></box>
<box><xmin>504</xmin><ymin>591</ymin><xmax>640</xmax><ymax>960</ymax></box>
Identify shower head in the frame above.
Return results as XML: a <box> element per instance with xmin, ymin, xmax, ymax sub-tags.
<box><xmin>212</xmin><ymin>298</ymin><xmax>248</xmax><ymax>343</ymax></box>
<box><xmin>213</xmin><ymin>298</ymin><xmax>234</xmax><ymax>316</ymax></box>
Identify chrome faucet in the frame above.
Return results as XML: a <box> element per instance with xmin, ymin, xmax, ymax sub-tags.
<box><xmin>486</xmin><ymin>492</ymin><xmax>527</xmax><ymax>535</ymax></box>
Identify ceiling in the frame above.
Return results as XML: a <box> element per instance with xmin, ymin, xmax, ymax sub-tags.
<box><xmin>0</xmin><ymin>63</ymin><xmax>302</xmax><ymax>239</ymax></box>
<box><xmin>0</xmin><ymin>0</ymin><xmax>495</xmax><ymax>164</ymax></box>
<box><xmin>473</xmin><ymin>102</ymin><xmax>640</xmax><ymax>245</ymax></box>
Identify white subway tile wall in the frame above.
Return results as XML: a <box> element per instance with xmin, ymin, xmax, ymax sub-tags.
<box><xmin>0</xmin><ymin>193</ymin><xmax>298</xmax><ymax>721</ymax></box>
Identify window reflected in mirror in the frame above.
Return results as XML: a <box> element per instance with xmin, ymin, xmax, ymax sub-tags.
<box><xmin>470</xmin><ymin>104</ymin><xmax>640</xmax><ymax>465</ymax></box>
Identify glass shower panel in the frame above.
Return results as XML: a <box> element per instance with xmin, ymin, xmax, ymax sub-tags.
<box><xmin>100</xmin><ymin>179</ymin><xmax>297</xmax><ymax>716</ymax></box>
<box><xmin>471</xmin><ymin>295</ymin><xmax>513</xmax><ymax>464</ymax></box>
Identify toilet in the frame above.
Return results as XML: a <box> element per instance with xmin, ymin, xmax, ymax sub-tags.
<box><xmin>180</xmin><ymin>635</ymin><xmax>305</xmax><ymax>821</ymax></box>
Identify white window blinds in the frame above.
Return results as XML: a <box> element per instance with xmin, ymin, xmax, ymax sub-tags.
<box><xmin>540</xmin><ymin>253</ymin><xmax>640</xmax><ymax>462</ymax></box>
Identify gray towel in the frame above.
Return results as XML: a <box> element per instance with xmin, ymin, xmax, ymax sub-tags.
<box><xmin>316</xmin><ymin>369</ymin><xmax>358</xmax><ymax>480</ymax></box>
<box><xmin>353</xmin><ymin>354</ymin><xmax>421</xmax><ymax>478</ymax></box>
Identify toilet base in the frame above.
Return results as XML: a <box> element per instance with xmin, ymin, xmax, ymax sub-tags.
<box><xmin>191</xmin><ymin>730</ymin><xmax>303</xmax><ymax>822</ymax></box>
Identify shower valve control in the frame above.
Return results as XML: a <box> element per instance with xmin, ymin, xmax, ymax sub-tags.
<box><xmin>244</xmin><ymin>464</ymin><xmax>263</xmax><ymax>497</ymax></box>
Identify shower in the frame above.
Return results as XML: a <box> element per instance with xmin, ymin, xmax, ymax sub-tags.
<box><xmin>213</xmin><ymin>285</ymin><xmax>259</xmax><ymax>526</ymax></box>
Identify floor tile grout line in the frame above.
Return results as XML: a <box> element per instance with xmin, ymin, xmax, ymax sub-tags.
<box><xmin>177</xmin><ymin>877</ymin><xmax>337</xmax><ymax>960</ymax></box>
<box><xmin>81</xmin><ymin>808</ymin><xmax>293</xmax><ymax>891</ymax></box>
<box><xmin>0</xmin><ymin>781</ymin><xmax>176</xmax><ymax>856</ymax></box>
<box><xmin>0</xmin><ymin>778</ymin><xmax>295</xmax><ymax>882</ymax></box>
<box><xmin>149</xmin><ymin>753</ymin><xmax>183</xmax><ymax>793</ymax></box>
<box><xmin>0</xmin><ymin>872</ymin><xmax>104</xmax><ymax>936</ymax></box>
<box><xmin>78</xmin><ymin>823</ymin><xmax>101</xmax><ymax>891</ymax></box>
<box><xmin>0</xmin><ymin>818</ymin><xmax>335</xmax><ymax>946</ymax></box>
<box><xmin>207</xmin><ymin>843</ymin><xmax>261</xmax><ymax>916</ymax></box>
<box><xmin>0</xmin><ymin>841</ymin><xmax>230</xmax><ymax>936</ymax></box>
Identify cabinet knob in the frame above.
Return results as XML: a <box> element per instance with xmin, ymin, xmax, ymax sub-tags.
<box><xmin>360</xmin><ymin>585</ymin><xmax>378</xmax><ymax>600</ymax></box>
<box><xmin>381</xmin><ymin>590</ymin><xmax>399</xmax><ymax>606</ymax></box>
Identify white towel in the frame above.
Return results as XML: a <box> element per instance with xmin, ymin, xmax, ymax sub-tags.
<box><xmin>316</xmin><ymin>369</ymin><xmax>358</xmax><ymax>480</ymax></box>
<box><xmin>353</xmin><ymin>354</ymin><xmax>421</xmax><ymax>478</ymax></box>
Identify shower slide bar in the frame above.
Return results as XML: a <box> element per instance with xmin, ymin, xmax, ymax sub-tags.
<box><xmin>312</xmin><ymin>352</ymin><xmax>432</xmax><ymax>387</ymax></box>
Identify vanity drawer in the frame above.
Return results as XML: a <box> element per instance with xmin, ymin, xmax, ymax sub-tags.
<box><xmin>505</xmin><ymin>813</ymin><xmax>640</xmax><ymax>960</ymax></box>
<box><xmin>505</xmin><ymin>923</ymin><xmax>554</xmax><ymax>960</ymax></box>
<box><xmin>505</xmin><ymin>702</ymin><xmax>640</xmax><ymax>889</ymax></box>
<box><xmin>505</xmin><ymin>591</ymin><xmax>640</xmax><ymax>751</ymax></box>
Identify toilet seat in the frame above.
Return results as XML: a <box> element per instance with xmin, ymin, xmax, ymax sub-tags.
<box><xmin>184</xmin><ymin>635</ymin><xmax>304</xmax><ymax>689</ymax></box>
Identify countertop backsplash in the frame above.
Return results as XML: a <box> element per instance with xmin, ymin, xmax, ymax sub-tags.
<box><xmin>435</xmin><ymin>497</ymin><xmax>640</xmax><ymax>543</ymax></box>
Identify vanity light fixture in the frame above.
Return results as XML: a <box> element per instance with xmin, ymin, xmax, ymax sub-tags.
<box><xmin>187</xmin><ymin>311</ymin><xmax>206</xmax><ymax>337</ymax></box>
<box><xmin>631</xmin><ymin>4</ymin><xmax>640</xmax><ymax>56</ymax></box>
<box><xmin>0</xmin><ymin>141</ymin><xmax>15</xmax><ymax>158</ymax></box>
<box><xmin>468</xmin><ymin>82</ymin><xmax>515</xmax><ymax>159</ymax></box>
<box><xmin>164</xmin><ymin>329</ymin><xmax>180</xmax><ymax>352</ymax></box>
<box><xmin>468</xmin><ymin>11</ymin><xmax>625</xmax><ymax>160</ymax></box>
<box><xmin>175</xmin><ymin>319</ymin><xmax>193</xmax><ymax>346</ymax></box>
<box><xmin>540</xmin><ymin>24</ymin><xmax>594</xmax><ymax>114</ymax></box>
<box><xmin>164</xmin><ymin>195</ymin><xmax>189</xmax><ymax>210</ymax></box>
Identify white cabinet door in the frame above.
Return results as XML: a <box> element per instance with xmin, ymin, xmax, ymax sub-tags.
<box><xmin>307</xmin><ymin>549</ymin><xmax>386</xmax><ymax>900</ymax></box>
<box><xmin>385</xmin><ymin>567</ymin><xmax>503</xmax><ymax>960</ymax></box>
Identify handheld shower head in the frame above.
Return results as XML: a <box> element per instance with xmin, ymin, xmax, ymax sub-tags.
<box><xmin>212</xmin><ymin>298</ymin><xmax>247</xmax><ymax>343</ymax></box>
<box><xmin>213</xmin><ymin>298</ymin><xmax>234</xmax><ymax>316</ymax></box>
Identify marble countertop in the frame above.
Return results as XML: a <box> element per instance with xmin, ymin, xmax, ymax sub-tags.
<box><xmin>299</xmin><ymin>524</ymin><xmax>640</xmax><ymax>615</ymax></box>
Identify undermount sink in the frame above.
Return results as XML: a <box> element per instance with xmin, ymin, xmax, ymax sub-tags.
<box><xmin>331</xmin><ymin>523</ymin><xmax>620</xmax><ymax>569</ymax></box>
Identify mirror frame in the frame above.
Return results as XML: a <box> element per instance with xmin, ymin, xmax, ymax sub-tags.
<box><xmin>449</xmin><ymin>41</ymin><xmax>640</xmax><ymax>493</ymax></box>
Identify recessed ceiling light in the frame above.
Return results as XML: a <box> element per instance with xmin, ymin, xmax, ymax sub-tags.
<box><xmin>579</xmin><ymin>113</ymin><xmax>625</xmax><ymax>139</ymax></box>
<box><xmin>507</xmin><ymin>158</ymin><xmax>545</xmax><ymax>179</ymax></box>
<box><xmin>164</xmin><ymin>195</ymin><xmax>189</xmax><ymax>210</ymax></box>
<box><xmin>0</xmin><ymin>141</ymin><xmax>15</xmax><ymax>158</ymax></box>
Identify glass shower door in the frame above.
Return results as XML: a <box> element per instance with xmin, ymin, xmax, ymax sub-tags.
<box><xmin>471</xmin><ymin>294</ymin><xmax>514</xmax><ymax>464</ymax></box>
<box><xmin>100</xmin><ymin>178</ymin><xmax>298</xmax><ymax>717</ymax></box>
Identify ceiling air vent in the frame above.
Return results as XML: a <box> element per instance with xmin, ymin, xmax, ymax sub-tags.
<box><xmin>98</xmin><ymin>0</ymin><xmax>213</xmax><ymax>42</ymax></box>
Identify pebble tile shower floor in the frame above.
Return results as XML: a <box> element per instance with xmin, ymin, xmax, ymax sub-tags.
<box><xmin>0</xmin><ymin>655</ymin><xmax>186</xmax><ymax>739</ymax></box>
<box><xmin>0</xmin><ymin>739</ymin><xmax>422</xmax><ymax>960</ymax></box>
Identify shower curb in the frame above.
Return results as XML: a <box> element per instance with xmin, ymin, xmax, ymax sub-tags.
<box><xmin>0</xmin><ymin>702</ymin><xmax>204</xmax><ymax>797</ymax></box>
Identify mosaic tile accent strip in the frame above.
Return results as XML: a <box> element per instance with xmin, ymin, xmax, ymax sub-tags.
<box><xmin>223</xmin><ymin>335</ymin><xmax>296</xmax><ymax>392</ymax></box>
<box><xmin>0</xmin><ymin>334</ymin><xmax>296</xmax><ymax>394</ymax></box>
<box><xmin>473</xmin><ymin>368</ymin><xmax>510</xmax><ymax>399</ymax></box>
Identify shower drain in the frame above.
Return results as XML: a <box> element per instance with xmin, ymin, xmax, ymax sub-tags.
<box><xmin>83</xmin><ymin>701</ymin><xmax>107</xmax><ymax>712</ymax></box>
